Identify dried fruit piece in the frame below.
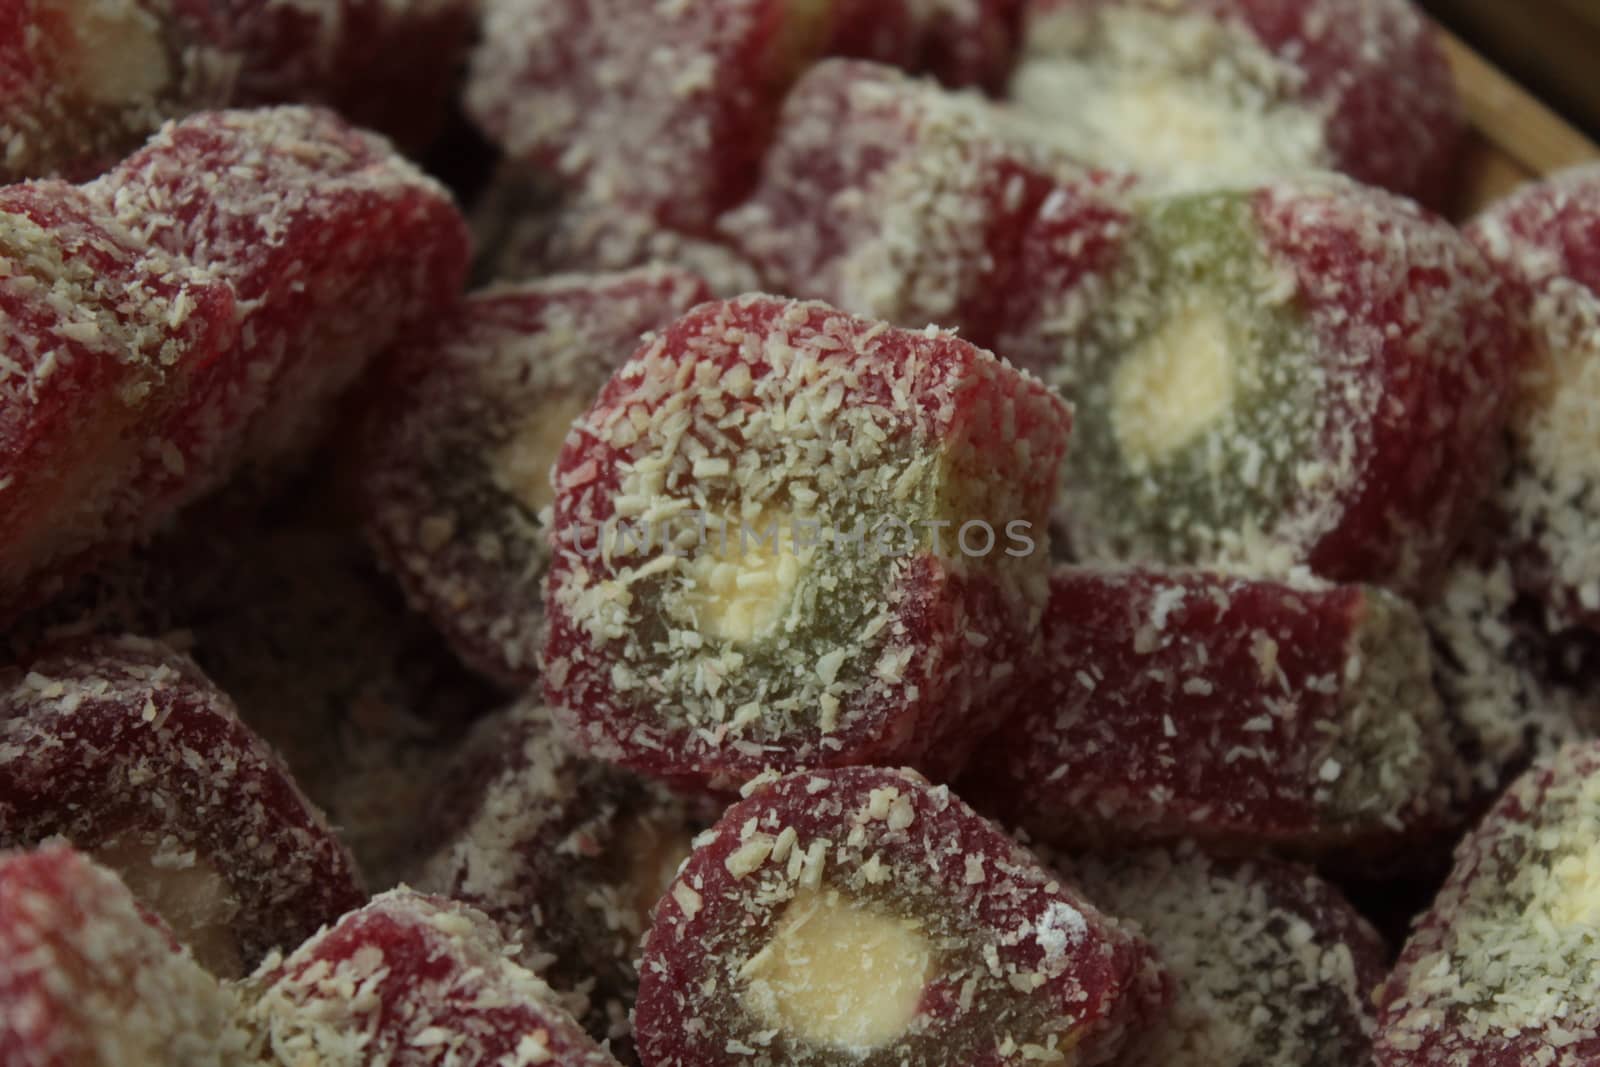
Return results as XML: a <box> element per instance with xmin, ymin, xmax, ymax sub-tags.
<box><xmin>92</xmin><ymin>106</ymin><xmax>471</xmax><ymax>487</ymax></box>
<box><xmin>466</xmin><ymin>0</ymin><xmax>837</xmax><ymax>232</ymax></box>
<box><xmin>1009</xmin><ymin>0</ymin><xmax>1461</xmax><ymax>204</ymax></box>
<box><xmin>0</xmin><ymin>0</ymin><xmax>234</xmax><ymax>183</ymax></box>
<box><xmin>1008</xmin><ymin>176</ymin><xmax>1517</xmax><ymax>592</ymax></box>
<box><xmin>0</xmin><ymin>844</ymin><xmax>247</xmax><ymax>1067</ymax></box>
<box><xmin>0</xmin><ymin>635</ymin><xmax>366</xmax><ymax>976</ymax></box>
<box><xmin>1467</xmin><ymin>164</ymin><xmax>1600</xmax><ymax>633</ymax></box>
<box><xmin>828</xmin><ymin>0</ymin><xmax>1023</xmax><ymax>92</ymax></box>
<box><xmin>216</xmin><ymin>0</ymin><xmax>475</xmax><ymax>152</ymax></box>
<box><xmin>411</xmin><ymin>701</ymin><xmax>712</xmax><ymax>1047</ymax></box>
<box><xmin>0</xmin><ymin>181</ymin><xmax>238</xmax><ymax>620</ymax></box>
<box><xmin>241</xmin><ymin>889</ymin><xmax>621</xmax><ymax>1067</ymax></box>
<box><xmin>1059</xmin><ymin>843</ymin><xmax>1386</xmax><ymax>1066</ymax></box>
<box><xmin>357</xmin><ymin>269</ymin><xmax>714</xmax><ymax>686</ymax></box>
<box><xmin>1376</xmin><ymin>741</ymin><xmax>1600</xmax><ymax>1065</ymax></box>
<box><xmin>968</xmin><ymin>568</ymin><xmax>1463</xmax><ymax>857</ymax></box>
<box><xmin>543</xmin><ymin>295</ymin><xmax>1070</xmax><ymax>787</ymax></box>
<box><xmin>720</xmin><ymin>59</ymin><xmax>1103</xmax><ymax>345</ymax></box>
<box><xmin>636</xmin><ymin>766</ymin><xmax>1166</xmax><ymax>1067</ymax></box>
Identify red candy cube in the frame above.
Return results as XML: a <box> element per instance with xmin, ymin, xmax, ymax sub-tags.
<box><xmin>1009</xmin><ymin>0</ymin><xmax>1462</xmax><ymax>205</ymax></box>
<box><xmin>1059</xmin><ymin>843</ymin><xmax>1387</xmax><ymax>1066</ymax></box>
<box><xmin>1468</xmin><ymin>164</ymin><xmax>1600</xmax><ymax>634</ymax></box>
<box><xmin>543</xmin><ymin>295</ymin><xmax>1071</xmax><ymax>788</ymax></box>
<box><xmin>357</xmin><ymin>268</ymin><xmax>715</xmax><ymax>686</ymax></box>
<box><xmin>636</xmin><ymin>766</ymin><xmax>1167</xmax><ymax>1066</ymax></box>
<box><xmin>968</xmin><ymin>568</ymin><xmax>1465</xmax><ymax>859</ymax></box>
<box><xmin>241</xmin><ymin>889</ymin><xmax>621</xmax><ymax>1066</ymax></box>
<box><xmin>0</xmin><ymin>636</ymin><xmax>367</xmax><ymax>976</ymax></box>
<box><xmin>0</xmin><ymin>844</ymin><xmax>246</xmax><ymax>1067</ymax></box>
<box><xmin>0</xmin><ymin>0</ymin><xmax>233</xmax><ymax>183</ymax></box>
<box><xmin>828</xmin><ymin>0</ymin><xmax>1024</xmax><ymax>92</ymax></box>
<box><xmin>1376</xmin><ymin>741</ymin><xmax>1600</xmax><ymax>1065</ymax></box>
<box><xmin>466</xmin><ymin>0</ymin><xmax>837</xmax><ymax>233</ymax></box>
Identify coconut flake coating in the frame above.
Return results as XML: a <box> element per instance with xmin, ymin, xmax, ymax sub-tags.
<box><xmin>543</xmin><ymin>294</ymin><xmax>1070</xmax><ymax>787</ymax></box>
<box><xmin>1058</xmin><ymin>842</ymin><xmax>1386</xmax><ymax>1066</ymax></box>
<box><xmin>636</xmin><ymin>766</ymin><xmax>1166</xmax><ymax>1067</ymax></box>
<box><xmin>0</xmin><ymin>635</ymin><xmax>367</xmax><ymax>977</ymax></box>
<box><xmin>410</xmin><ymin>700</ymin><xmax>714</xmax><ymax>1047</ymax></box>
<box><xmin>240</xmin><ymin>889</ymin><xmax>621</xmax><ymax>1067</ymax></box>
<box><xmin>0</xmin><ymin>181</ymin><xmax>239</xmax><ymax>621</ymax></box>
<box><xmin>828</xmin><ymin>0</ymin><xmax>1023</xmax><ymax>92</ymax></box>
<box><xmin>968</xmin><ymin>567</ymin><xmax>1464</xmax><ymax>856</ymax></box>
<box><xmin>466</xmin><ymin>0</ymin><xmax>835</xmax><ymax>233</ymax></box>
<box><xmin>1376</xmin><ymin>741</ymin><xmax>1600</xmax><ymax>1065</ymax></box>
<box><xmin>1009</xmin><ymin>0</ymin><xmax>1461</xmax><ymax>204</ymax></box>
<box><xmin>1013</xmin><ymin>176</ymin><xmax>1518</xmax><ymax>592</ymax></box>
<box><xmin>0</xmin><ymin>0</ymin><xmax>234</xmax><ymax>183</ymax></box>
<box><xmin>0</xmin><ymin>844</ymin><xmax>249</xmax><ymax>1067</ymax></box>
<box><xmin>214</xmin><ymin>0</ymin><xmax>475</xmax><ymax>153</ymax></box>
<box><xmin>90</xmin><ymin>106</ymin><xmax>471</xmax><ymax>487</ymax></box>
<box><xmin>719</xmin><ymin>59</ymin><xmax>1107</xmax><ymax>347</ymax></box>
<box><xmin>357</xmin><ymin>268</ymin><xmax>715</xmax><ymax>687</ymax></box>
<box><xmin>1467</xmin><ymin>164</ymin><xmax>1600</xmax><ymax>634</ymax></box>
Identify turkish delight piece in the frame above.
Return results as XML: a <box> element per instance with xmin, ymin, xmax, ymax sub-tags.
<box><xmin>1376</xmin><ymin>741</ymin><xmax>1600</xmax><ymax>1065</ymax></box>
<box><xmin>1059</xmin><ymin>843</ymin><xmax>1386</xmax><ymax>1066</ymax></box>
<box><xmin>827</xmin><ymin>0</ymin><xmax>1023</xmax><ymax>92</ymax></box>
<box><xmin>968</xmin><ymin>567</ymin><xmax>1465</xmax><ymax>857</ymax></box>
<box><xmin>357</xmin><ymin>268</ymin><xmax>714</xmax><ymax>686</ymax></box>
<box><xmin>1467</xmin><ymin>163</ymin><xmax>1600</xmax><ymax>634</ymax></box>
<box><xmin>1008</xmin><ymin>0</ymin><xmax>1462</xmax><ymax>204</ymax></box>
<box><xmin>543</xmin><ymin>295</ymin><xmax>1070</xmax><ymax>787</ymax></box>
<box><xmin>0</xmin><ymin>635</ymin><xmax>367</xmax><ymax>976</ymax></box>
<box><xmin>466</xmin><ymin>0</ymin><xmax>838</xmax><ymax>232</ymax></box>
<box><xmin>411</xmin><ymin>701</ymin><xmax>713</xmax><ymax>1046</ymax></box>
<box><xmin>0</xmin><ymin>844</ymin><xmax>247</xmax><ymax>1067</ymax></box>
<box><xmin>1009</xmin><ymin>176</ymin><xmax>1518</xmax><ymax>592</ymax></box>
<box><xmin>634</xmin><ymin>766</ymin><xmax>1167</xmax><ymax>1067</ymax></box>
<box><xmin>240</xmin><ymin>889</ymin><xmax>621</xmax><ymax>1067</ymax></box>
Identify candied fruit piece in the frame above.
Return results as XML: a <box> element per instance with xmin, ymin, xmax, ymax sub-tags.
<box><xmin>92</xmin><ymin>106</ymin><xmax>471</xmax><ymax>485</ymax></box>
<box><xmin>1376</xmin><ymin>741</ymin><xmax>1600</xmax><ymax>1065</ymax></box>
<box><xmin>240</xmin><ymin>889</ymin><xmax>621</xmax><ymax>1066</ymax></box>
<box><xmin>357</xmin><ymin>268</ymin><xmax>715</xmax><ymax>686</ymax></box>
<box><xmin>967</xmin><ymin>568</ymin><xmax>1464</xmax><ymax>857</ymax></box>
<box><xmin>1009</xmin><ymin>0</ymin><xmax>1462</xmax><ymax>204</ymax></box>
<box><xmin>216</xmin><ymin>0</ymin><xmax>475</xmax><ymax>153</ymax></box>
<box><xmin>720</xmin><ymin>59</ymin><xmax>1104</xmax><ymax>346</ymax></box>
<box><xmin>1059</xmin><ymin>843</ymin><xmax>1386</xmax><ymax>1066</ymax></box>
<box><xmin>828</xmin><ymin>0</ymin><xmax>1023</xmax><ymax>92</ymax></box>
<box><xmin>543</xmin><ymin>295</ymin><xmax>1071</xmax><ymax>787</ymax></box>
<box><xmin>466</xmin><ymin>0</ymin><xmax>838</xmax><ymax>232</ymax></box>
<box><xmin>1467</xmin><ymin>164</ymin><xmax>1600</xmax><ymax>633</ymax></box>
<box><xmin>0</xmin><ymin>844</ymin><xmax>247</xmax><ymax>1067</ymax></box>
<box><xmin>0</xmin><ymin>0</ymin><xmax>233</xmax><ymax>183</ymax></box>
<box><xmin>0</xmin><ymin>181</ymin><xmax>238</xmax><ymax>620</ymax></box>
<box><xmin>0</xmin><ymin>635</ymin><xmax>366</xmax><ymax>976</ymax></box>
<box><xmin>411</xmin><ymin>701</ymin><xmax>713</xmax><ymax>1046</ymax></box>
<box><xmin>1005</xmin><ymin>176</ymin><xmax>1518</xmax><ymax>592</ymax></box>
<box><xmin>635</xmin><ymin>766</ymin><xmax>1166</xmax><ymax>1067</ymax></box>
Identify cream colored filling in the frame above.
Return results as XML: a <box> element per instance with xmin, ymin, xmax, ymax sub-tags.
<box><xmin>60</xmin><ymin>0</ymin><xmax>172</xmax><ymax>104</ymax></box>
<box><xmin>621</xmin><ymin>818</ymin><xmax>695</xmax><ymax>935</ymax></box>
<box><xmin>492</xmin><ymin>394</ymin><xmax>591</xmax><ymax>518</ymax></box>
<box><xmin>1112</xmin><ymin>296</ymin><xmax>1240</xmax><ymax>464</ymax></box>
<box><xmin>683</xmin><ymin>507</ymin><xmax>810</xmax><ymax>644</ymax></box>
<box><xmin>740</xmin><ymin>888</ymin><xmax>932</xmax><ymax>1051</ymax></box>
<box><xmin>93</xmin><ymin>836</ymin><xmax>244</xmax><ymax>979</ymax></box>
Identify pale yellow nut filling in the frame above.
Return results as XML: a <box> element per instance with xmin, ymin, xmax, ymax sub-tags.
<box><xmin>683</xmin><ymin>507</ymin><xmax>813</xmax><ymax>645</ymax></box>
<box><xmin>622</xmin><ymin>818</ymin><xmax>695</xmax><ymax>934</ymax></box>
<box><xmin>59</xmin><ymin>0</ymin><xmax>172</xmax><ymax>104</ymax></box>
<box><xmin>1111</xmin><ymin>295</ymin><xmax>1242</xmax><ymax>464</ymax></box>
<box><xmin>740</xmin><ymin>887</ymin><xmax>933</xmax><ymax>1051</ymax></box>
<box><xmin>493</xmin><ymin>394</ymin><xmax>592</xmax><ymax>518</ymax></box>
<box><xmin>93</xmin><ymin>835</ymin><xmax>244</xmax><ymax>978</ymax></box>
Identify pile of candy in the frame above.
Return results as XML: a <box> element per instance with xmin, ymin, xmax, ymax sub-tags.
<box><xmin>3</xmin><ymin>0</ymin><xmax>1600</xmax><ymax>1064</ymax></box>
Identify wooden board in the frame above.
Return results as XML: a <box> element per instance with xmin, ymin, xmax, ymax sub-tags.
<box><xmin>1445</xmin><ymin>28</ymin><xmax>1600</xmax><ymax>219</ymax></box>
